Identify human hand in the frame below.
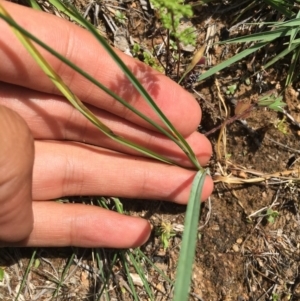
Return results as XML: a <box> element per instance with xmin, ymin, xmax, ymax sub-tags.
<box><xmin>0</xmin><ymin>1</ymin><xmax>213</xmax><ymax>248</ymax></box>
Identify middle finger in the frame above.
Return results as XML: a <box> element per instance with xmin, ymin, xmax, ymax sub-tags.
<box><xmin>0</xmin><ymin>83</ymin><xmax>212</xmax><ymax>167</ymax></box>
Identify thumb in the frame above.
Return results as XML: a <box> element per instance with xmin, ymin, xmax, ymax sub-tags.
<box><xmin>0</xmin><ymin>105</ymin><xmax>34</xmax><ymax>243</ymax></box>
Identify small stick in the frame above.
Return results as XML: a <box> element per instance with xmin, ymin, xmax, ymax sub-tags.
<box><xmin>204</xmin><ymin>102</ymin><xmax>258</xmax><ymax>136</ymax></box>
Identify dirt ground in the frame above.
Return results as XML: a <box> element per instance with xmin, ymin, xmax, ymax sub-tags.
<box><xmin>1</xmin><ymin>0</ymin><xmax>300</xmax><ymax>300</ymax></box>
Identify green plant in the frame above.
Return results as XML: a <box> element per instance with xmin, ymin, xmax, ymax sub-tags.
<box><xmin>266</xmin><ymin>208</ymin><xmax>279</xmax><ymax>224</ymax></box>
<box><xmin>0</xmin><ymin>267</ymin><xmax>4</xmax><ymax>281</ymax></box>
<box><xmin>169</xmin><ymin>39</ymin><xmax>180</xmax><ymax>61</ymax></box>
<box><xmin>131</xmin><ymin>44</ymin><xmax>164</xmax><ymax>72</ymax></box>
<box><xmin>169</xmin><ymin>39</ymin><xmax>178</xmax><ymax>51</ymax></box>
<box><xmin>198</xmin><ymin>5</ymin><xmax>300</xmax><ymax>87</ymax></box>
<box><xmin>157</xmin><ymin>221</ymin><xmax>176</xmax><ymax>250</ymax></box>
<box><xmin>150</xmin><ymin>0</ymin><xmax>196</xmax><ymax>78</ymax></box>
<box><xmin>143</xmin><ymin>51</ymin><xmax>164</xmax><ymax>72</ymax></box>
<box><xmin>150</xmin><ymin>0</ymin><xmax>195</xmax><ymax>46</ymax></box>
<box><xmin>225</xmin><ymin>84</ymin><xmax>237</xmax><ymax>95</ymax></box>
<box><xmin>271</xmin><ymin>293</ymin><xmax>280</xmax><ymax>301</ymax></box>
<box><xmin>257</xmin><ymin>94</ymin><xmax>286</xmax><ymax>112</ymax></box>
<box><xmin>274</xmin><ymin>116</ymin><xmax>288</xmax><ymax>134</ymax></box>
<box><xmin>96</xmin><ymin>197</ymin><xmax>175</xmax><ymax>299</ymax></box>
<box><xmin>260</xmin><ymin>0</ymin><xmax>295</xmax><ymax>18</ymax></box>
<box><xmin>115</xmin><ymin>10</ymin><xmax>127</xmax><ymax>25</ymax></box>
<box><xmin>15</xmin><ymin>250</ymin><xmax>37</xmax><ymax>300</ymax></box>
<box><xmin>0</xmin><ymin>3</ymin><xmax>207</xmax><ymax>301</ymax></box>
<box><xmin>132</xmin><ymin>43</ymin><xmax>141</xmax><ymax>57</ymax></box>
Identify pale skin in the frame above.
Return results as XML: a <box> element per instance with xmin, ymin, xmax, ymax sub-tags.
<box><xmin>0</xmin><ymin>1</ymin><xmax>213</xmax><ymax>248</ymax></box>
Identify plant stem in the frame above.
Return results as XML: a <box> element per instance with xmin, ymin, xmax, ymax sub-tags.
<box><xmin>204</xmin><ymin>102</ymin><xmax>258</xmax><ymax>136</ymax></box>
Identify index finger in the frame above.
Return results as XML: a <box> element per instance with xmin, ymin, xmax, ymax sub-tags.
<box><xmin>0</xmin><ymin>1</ymin><xmax>201</xmax><ymax>136</ymax></box>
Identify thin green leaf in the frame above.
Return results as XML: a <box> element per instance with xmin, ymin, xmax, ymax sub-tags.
<box><xmin>272</xmin><ymin>18</ymin><xmax>300</xmax><ymax>28</ymax></box>
<box><xmin>0</xmin><ymin>5</ymin><xmax>200</xmax><ymax>169</ymax></box>
<box><xmin>15</xmin><ymin>250</ymin><xmax>37</xmax><ymax>301</ymax></box>
<box><xmin>173</xmin><ymin>170</ymin><xmax>207</xmax><ymax>301</ymax></box>
<box><xmin>198</xmin><ymin>41</ymin><xmax>268</xmax><ymax>82</ymax></box>
<box><xmin>263</xmin><ymin>0</ymin><xmax>294</xmax><ymax>17</ymax></box>
<box><xmin>53</xmin><ymin>253</ymin><xmax>75</xmax><ymax>298</ymax></box>
<box><xmin>0</xmin><ymin>267</ymin><xmax>4</xmax><ymax>281</ymax></box>
<box><xmin>97</xmin><ymin>201</ymin><xmax>153</xmax><ymax>300</ymax></box>
<box><xmin>219</xmin><ymin>27</ymin><xmax>292</xmax><ymax>44</ymax></box>
<box><xmin>286</xmin><ymin>47</ymin><xmax>300</xmax><ymax>86</ymax></box>
<box><xmin>112</xmin><ymin>197</ymin><xmax>124</xmax><ymax>213</ymax></box>
<box><xmin>263</xmin><ymin>42</ymin><xmax>299</xmax><ymax>70</ymax></box>
<box><xmin>289</xmin><ymin>27</ymin><xmax>300</xmax><ymax>48</ymax></box>
<box><xmin>137</xmin><ymin>249</ymin><xmax>173</xmax><ymax>284</ymax></box>
<box><xmin>0</xmin><ymin>6</ymin><xmax>179</xmax><ymax>166</ymax></box>
<box><xmin>62</xmin><ymin>4</ymin><xmax>201</xmax><ymax>169</ymax></box>
<box><xmin>291</xmin><ymin>38</ymin><xmax>300</xmax><ymax>44</ymax></box>
<box><xmin>258</xmin><ymin>95</ymin><xmax>286</xmax><ymax>112</ymax></box>
<box><xmin>34</xmin><ymin>258</ymin><xmax>40</xmax><ymax>269</ymax></box>
<box><xmin>48</xmin><ymin>0</ymin><xmax>88</xmax><ymax>27</ymax></box>
<box><xmin>288</xmin><ymin>11</ymin><xmax>300</xmax><ymax>49</ymax></box>
<box><xmin>120</xmin><ymin>251</ymin><xmax>139</xmax><ymax>301</ymax></box>
<box><xmin>128</xmin><ymin>251</ymin><xmax>154</xmax><ymax>299</ymax></box>
<box><xmin>230</xmin><ymin>0</ymin><xmax>259</xmax><ymax>26</ymax></box>
<box><xmin>96</xmin><ymin>250</ymin><xmax>118</xmax><ymax>301</ymax></box>
<box><xmin>26</xmin><ymin>0</ymin><xmax>42</xmax><ymax>10</ymax></box>
<box><xmin>97</xmin><ymin>197</ymin><xmax>109</xmax><ymax>209</ymax></box>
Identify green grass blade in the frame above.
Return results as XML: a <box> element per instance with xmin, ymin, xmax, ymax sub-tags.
<box><xmin>173</xmin><ymin>170</ymin><xmax>207</xmax><ymax>301</ymax></box>
<box><xmin>128</xmin><ymin>251</ymin><xmax>154</xmax><ymax>299</ymax></box>
<box><xmin>289</xmin><ymin>27</ymin><xmax>300</xmax><ymax>48</ymax></box>
<box><xmin>0</xmin><ymin>5</ymin><xmax>180</xmax><ymax>166</ymax></box>
<box><xmin>262</xmin><ymin>42</ymin><xmax>299</xmax><ymax>71</ymax></box>
<box><xmin>120</xmin><ymin>251</ymin><xmax>139</xmax><ymax>301</ymax></box>
<box><xmin>137</xmin><ymin>249</ymin><xmax>174</xmax><ymax>284</ymax></box>
<box><xmin>53</xmin><ymin>253</ymin><xmax>75</xmax><ymax>298</ymax></box>
<box><xmin>97</xmin><ymin>197</ymin><xmax>110</xmax><ymax>209</ymax></box>
<box><xmin>26</xmin><ymin>0</ymin><xmax>42</xmax><ymax>10</ymax></box>
<box><xmin>22</xmin><ymin>2</ymin><xmax>170</xmax><ymax>142</ymax></box>
<box><xmin>0</xmin><ymin>5</ymin><xmax>200</xmax><ymax>168</ymax></box>
<box><xmin>15</xmin><ymin>250</ymin><xmax>37</xmax><ymax>301</ymax></box>
<box><xmin>291</xmin><ymin>38</ymin><xmax>300</xmax><ymax>44</ymax></box>
<box><xmin>273</xmin><ymin>18</ymin><xmax>300</xmax><ymax>28</ymax></box>
<box><xmin>219</xmin><ymin>27</ymin><xmax>292</xmax><ymax>44</ymax></box>
<box><xmin>96</xmin><ymin>250</ymin><xmax>118</xmax><ymax>301</ymax></box>
<box><xmin>48</xmin><ymin>0</ymin><xmax>88</xmax><ymax>27</ymax></box>
<box><xmin>263</xmin><ymin>0</ymin><xmax>295</xmax><ymax>17</ymax></box>
<box><xmin>0</xmin><ymin>267</ymin><xmax>4</xmax><ymax>281</ymax></box>
<box><xmin>61</xmin><ymin>3</ymin><xmax>201</xmax><ymax>169</ymax></box>
<box><xmin>198</xmin><ymin>41</ymin><xmax>269</xmax><ymax>81</ymax></box>
<box><xmin>111</xmin><ymin>197</ymin><xmax>124</xmax><ymax>213</ymax></box>
<box><xmin>289</xmin><ymin>11</ymin><xmax>300</xmax><ymax>48</ymax></box>
<box><xmin>110</xmin><ymin>198</ymin><xmax>154</xmax><ymax>299</ymax></box>
<box><xmin>286</xmin><ymin>47</ymin><xmax>300</xmax><ymax>86</ymax></box>
<box><xmin>230</xmin><ymin>0</ymin><xmax>260</xmax><ymax>26</ymax></box>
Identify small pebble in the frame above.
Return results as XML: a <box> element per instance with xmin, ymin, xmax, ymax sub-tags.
<box><xmin>232</xmin><ymin>244</ymin><xmax>239</xmax><ymax>252</ymax></box>
<box><xmin>211</xmin><ymin>224</ymin><xmax>220</xmax><ymax>231</ymax></box>
<box><xmin>236</xmin><ymin>238</ymin><xmax>243</xmax><ymax>244</ymax></box>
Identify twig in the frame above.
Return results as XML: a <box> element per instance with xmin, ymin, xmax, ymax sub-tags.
<box><xmin>281</xmin><ymin>108</ymin><xmax>300</xmax><ymax>129</ymax></box>
<box><xmin>199</xmin><ymin>196</ymin><xmax>212</xmax><ymax>230</ymax></box>
<box><xmin>204</xmin><ymin>102</ymin><xmax>258</xmax><ymax>136</ymax></box>
<box><xmin>265</xmin><ymin>136</ymin><xmax>300</xmax><ymax>154</ymax></box>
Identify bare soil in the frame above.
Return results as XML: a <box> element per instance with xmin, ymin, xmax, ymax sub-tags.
<box><xmin>1</xmin><ymin>1</ymin><xmax>300</xmax><ymax>300</ymax></box>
